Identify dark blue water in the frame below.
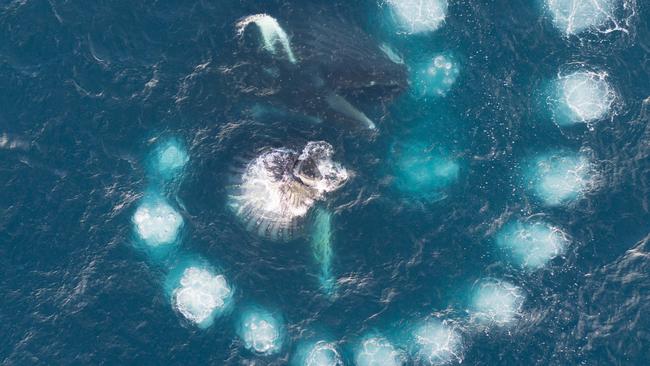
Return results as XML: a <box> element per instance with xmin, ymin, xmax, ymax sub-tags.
<box><xmin>2</xmin><ymin>0</ymin><xmax>650</xmax><ymax>365</ymax></box>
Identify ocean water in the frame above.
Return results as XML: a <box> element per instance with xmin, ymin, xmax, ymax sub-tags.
<box><xmin>1</xmin><ymin>1</ymin><xmax>650</xmax><ymax>365</ymax></box>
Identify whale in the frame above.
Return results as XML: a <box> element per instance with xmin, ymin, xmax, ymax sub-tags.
<box><xmin>229</xmin><ymin>11</ymin><xmax>408</xmax><ymax>130</ymax></box>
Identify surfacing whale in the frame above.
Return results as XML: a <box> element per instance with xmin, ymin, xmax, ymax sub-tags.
<box><xmin>230</xmin><ymin>11</ymin><xmax>408</xmax><ymax>130</ymax></box>
<box><xmin>227</xmin><ymin>141</ymin><xmax>348</xmax><ymax>241</ymax></box>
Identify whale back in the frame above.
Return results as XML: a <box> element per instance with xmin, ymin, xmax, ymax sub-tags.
<box><xmin>290</xmin><ymin>11</ymin><xmax>408</xmax><ymax>100</ymax></box>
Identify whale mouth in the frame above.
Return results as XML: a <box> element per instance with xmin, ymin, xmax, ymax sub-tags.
<box><xmin>294</xmin><ymin>156</ymin><xmax>320</xmax><ymax>187</ymax></box>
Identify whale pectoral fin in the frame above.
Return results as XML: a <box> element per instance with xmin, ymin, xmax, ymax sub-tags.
<box><xmin>311</xmin><ymin>207</ymin><xmax>336</xmax><ymax>296</ymax></box>
<box><xmin>325</xmin><ymin>93</ymin><xmax>376</xmax><ymax>130</ymax></box>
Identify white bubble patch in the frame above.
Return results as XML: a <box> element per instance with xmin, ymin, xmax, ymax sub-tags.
<box><xmin>496</xmin><ymin>220</ymin><xmax>569</xmax><ymax>269</ymax></box>
<box><xmin>239</xmin><ymin>310</ymin><xmax>283</xmax><ymax>354</ymax></box>
<box><xmin>553</xmin><ymin>71</ymin><xmax>616</xmax><ymax>125</ymax></box>
<box><xmin>156</xmin><ymin>142</ymin><xmax>188</xmax><ymax>177</ymax></box>
<box><xmin>132</xmin><ymin>198</ymin><xmax>183</xmax><ymax>246</ymax></box>
<box><xmin>526</xmin><ymin>151</ymin><xmax>596</xmax><ymax>206</ymax></box>
<box><xmin>305</xmin><ymin>341</ymin><xmax>343</xmax><ymax>366</ymax></box>
<box><xmin>355</xmin><ymin>337</ymin><xmax>404</xmax><ymax>366</ymax></box>
<box><xmin>388</xmin><ymin>0</ymin><xmax>449</xmax><ymax>34</ymax></box>
<box><xmin>471</xmin><ymin>280</ymin><xmax>525</xmax><ymax>326</ymax></box>
<box><xmin>172</xmin><ymin>267</ymin><xmax>232</xmax><ymax>326</ymax></box>
<box><xmin>411</xmin><ymin>320</ymin><xmax>464</xmax><ymax>365</ymax></box>
<box><xmin>546</xmin><ymin>0</ymin><xmax>616</xmax><ymax>35</ymax></box>
<box><xmin>412</xmin><ymin>54</ymin><xmax>460</xmax><ymax>97</ymax></box>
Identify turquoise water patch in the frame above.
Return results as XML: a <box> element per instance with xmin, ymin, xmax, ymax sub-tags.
<box><xmin>495</xmin><ymin>220</ymin><xmax>569</xmax><ymax>269</ymax></box>
<box><xmin>524</xmin><ymin>150</ymin><xmax>596</xmax><ymax>206</ymax></box>
<box><xmin>391</xmin><ymin>141</ymin><xmax>460</xmax><ymax>200</ymax></box>
<box><xmin>148</xmin><ymin>138</ymin><xmax>189</xmax><ymax>182</ymax></box>
<box><xmin>411</xmin><ymin>53</ymin><xmax>460</xmax><ymax>98</ymax></box>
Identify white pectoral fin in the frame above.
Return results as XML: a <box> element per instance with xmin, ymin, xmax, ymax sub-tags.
<box><xmin>325</xmin><ymin>93</ymin><xmax>376</xmax><ymax>130</ymax></box>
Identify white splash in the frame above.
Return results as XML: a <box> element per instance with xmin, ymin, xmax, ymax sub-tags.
<box><xmin>305</xmin><ymin>341</ymin><xmax>344</xmax><ymax>366</ymax></box>
<box><xmin>411</xmin><ymin>319</ymin><xmax>464</xmax><ymax>365</ymax></box>
<box><xmin>387</xmin><ymin>0</ymin><xmax>449</xmax><ymax>34</ymax></box>
<box><xmin>526</xmin><ymin>151</ymin><xmax>597</xmax><ymax>206</ymax></box>
<box><xmin>132</xmin><ymin>197</ymin><xmax>183</xmax><ymax>246</ymax></box>
<box><xmin>228</xmin><ymin>141</ymin><xmax>348</xmax><ymax>240</ymax></box>
<box><xmin>172</xmin><ymin>267</ymin><xmax>232</xmax><ymax>326</ymax></box>
<box><xmin>471</xmin><ymin>280</ymin><xmax>525</xmax><ymax>326</ymax></box>
<box><xmin>355</xmin><ymin>337</ymin><xmax>404</xmax><ymax>366</ymax></box>
<box><xmin>554</xmin><ymin>70</ymin><xmax>616</xmax><ymax>125</ymax></box>
<box><xmin>546</xmin><ymin>0</ymin><xmax>616</xmax><ymax>35</ymax></box>
<box><xmin>236</xmin><ymin>14</ymin><xmax>297</xmax><ymax>63</ymax></box>
<box><xmin>239</xmin><ymin>309</ymin><xmax>283</xmax><ymax>354</ymax></box>
<box><xmin>496</xmin><ymin>220</ymin><xmax>569</xmax><ymax>269</ymax></box>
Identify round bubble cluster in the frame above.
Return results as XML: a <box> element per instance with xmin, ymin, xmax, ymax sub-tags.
<box><xmin>355</xmin><ymin>337</ymin><xmax>404</xmax><ymax>366</ymax></box>
<box><xmin>238</xmin><ymin>309</ymin><xmax>283</xmax><ymax>355</ymax></box>
<box><xmin>154</xmin><ymin>140</ymin><xmax>189</xmax><ymax>179</ymax></box>
<box><xmin>411</xmin><ymin>54</ymin><xmax>460</xmax><ymax>97</ymax></box>
<box><xmin>387</xmin><ymin>0</ymin><xmax>449</xmax><ymax>34</ymax></box>
<box><xmin>228</xmin><ymin>141</ymin><xmax>348</xmax><ymax>241</ymax></box>
<box><xmin>393</xmin><ymin>142</ymin><xmax>460</xmax><ymax>199</ymax></box>
<box><xmin>172</xmin><ymin>267</ymin><xmax>232</xmax><ymax>327</ymax></box>
<box><xmin>411</xmin><ymin>319</ymin><xmax>463</xmax><ymax>365</ymax></box>
<box><xmin>132</xmin><ymin>197</ymin><xmax>183</xmax><ymax>246</ymax></box>
<box><xmin>296</xmin><ymin>341</ymin><xmax>344</xmax><ymax>366</ymax></box>
<box><xmin>496</xmin><ymin>220</ymin><xmax>569</xmax><ymax>269</ymax></box>
<box><xmin>545</xmin><ymin>0</ymin><xmax>616</xmax><ymax>35</ymax></box>
<box><xmin>551</xmin><ymin>70</ymin><xmax>616</xmax><ymax>126</ymax></box>
<box><xmin>525</xmin><ymin>150</ymin><xmax>596</xmax><ymax>206</ymax></box>
<box><xmin>471</xmin><ymin>280</ymin><xmax>525</xmax><ymax>326</ymax></box>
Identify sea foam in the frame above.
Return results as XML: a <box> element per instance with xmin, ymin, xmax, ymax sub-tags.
<box><xmin>387</xmin><ymin>0</ymin><xmax>449</xmax><ymax>34</ymax></box>
<box><xmin>172</xmin><ymin>266</ymin><xmax>232</xmax><ymax>328</ymax></box>
<box><xmin>237</xmin><ymin>307</ymin><xmax>284</xmax><ymax>355</ymax></box>
<box><xmin>132</xmin><ymin>196</ymin><xmax>183</xmax><ymax>247</ymax></box>
<box><xmin>496</xmin><ymin>220</ymin><xmax>569</xmax><ymax>269</ymax></box>
<box><xmin>525</xmin><ymin>150</ymin><xmax>596</xmax><ymax>206</ymax></box>
<box><xmin>470</xmin><ymin>280</ymin><xmax>525</xmax><ymax>327</ymax></box>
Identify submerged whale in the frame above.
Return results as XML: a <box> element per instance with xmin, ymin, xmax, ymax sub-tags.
<box><xmin>227</xmin><ymin>141</ymin><xmax>348</xmax><ymax>241</ymax></box>
<box><xmin>230</xmin><ymin>12</ymin><xmax>408</xmax><ymax>129</ymax></box>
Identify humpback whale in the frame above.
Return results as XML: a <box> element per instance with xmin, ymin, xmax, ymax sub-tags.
<box><xmin>230</xmin><ymin>11</ymin><xmax>408</xmax><ymax>130</ymax></box>
<box><xmin>227</xmin><ymin>141</ymin><xmax>348</xmax><ymax>242</ymax></box>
